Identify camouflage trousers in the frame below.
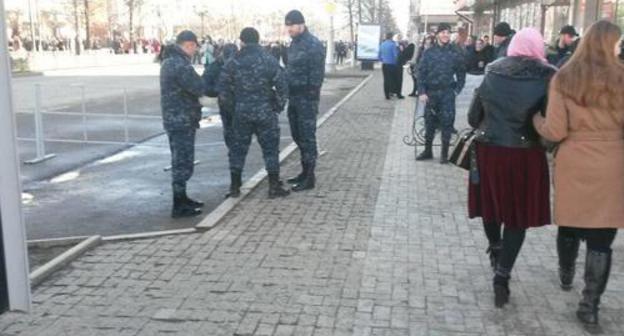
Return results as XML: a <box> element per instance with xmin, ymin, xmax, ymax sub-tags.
<box><xmin>219</xmin><ymin>102</ymin><xmax>234</xmax><ymax>151</ymax></box>
<box><xmin>424</xmin><ymin>89</ymin><xmax>457</xmax><ymax>144</ymax></box>
<box><xmin>229</xmin><ymin>111</ymin><xmax>281</xmax><ymax>174</ymax></box>
<box><xmin>166</xmin><ymin>128</ymin><xmax>196</xmax><ymax>194</ymax></box>
<box><xmin>287</xmin><ymin>96</ymin><xmax>319</xmax><ymax>167</ymax></box>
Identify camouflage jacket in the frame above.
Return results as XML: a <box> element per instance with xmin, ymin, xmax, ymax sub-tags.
<box><xmin>160</xmin><ymin>45</ymin><xmax>205</xmax><ymax>131</ymax></box>
<box><xmin>218</xmin><ymin>43</ymin><xmax>288</xmax><ymax>114</ymax></box>
<box><xmin>417</xmin><ymin>42</ymin><xmax>467</xmax><ymax>96</ymax></box>
<box><xmin>286</xmin><ymin>29</ymin><xmax>326</xmax><ymax>98</ymax></box>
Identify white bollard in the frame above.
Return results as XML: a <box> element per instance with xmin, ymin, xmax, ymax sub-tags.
<box><xmin>24</xmin><ymin>84</ymin><xmax>56</xmax><ymax>164</ymax></box>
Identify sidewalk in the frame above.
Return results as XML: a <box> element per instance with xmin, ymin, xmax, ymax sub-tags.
<box><xmin>2</xmin><ymin>71</ymin><xmax>624</xmax><ymax>336</ymax></box>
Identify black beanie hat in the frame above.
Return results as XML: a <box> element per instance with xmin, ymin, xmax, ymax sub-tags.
<box><xmin>285</xmin><ymin>10</ymin><xmax>305</xmax><ymax>26</ymax></box>
<box><xmin>494</xmin><ymin>22</ymin><xmax>513</xmax><ymax>37</ymax></box>
<box><xmin>176</xmin><ymin>30</ymin><xmax>198</xmax><ymax>45</ymax></box>
<box><xmin>436</xmin><ymin>23</ymin><xmax>452</xmax><ymax>34</ymax></box>
<box><xmin>240</xmin><ymin>27</ymin><xmax>260</xmax><ymax>44</ymax></box>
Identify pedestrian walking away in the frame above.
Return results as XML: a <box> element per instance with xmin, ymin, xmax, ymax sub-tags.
<box><xmin>468</xmin><ymin>28</ymin><xmax>556</xmax><ymax>308</ymax></box>
<box><xmin>533</xmin><ymin>20</ymin><xmax>624</xmax><ymax>330</ymax></box>
<box><xmin>284</xmin><ymin>9</ymin><xmax>326</xmax><ymax>192</ymax></box>
<box><xmin>160</xmin><ymin>30</ymin><xmax>210</xmax><ymax>218</ymax></box>
<box><xmin>202</xmin><ymin>43</ymin><xmax>239</xmax><ymax>154</ymax></box>
<box><xmin>219</xmin><ymin>27</ymin><xmax>290</xmax><ymax>199</ymax></box>
<box><xmin>379</xmin><ymin>32</ymin><xmax>402</xmax><ymax>99</ymax></box>
<box><xmin>416</xmin><ymin>23</ymin><xmax>466</xmax><ymax>164</ymax></box>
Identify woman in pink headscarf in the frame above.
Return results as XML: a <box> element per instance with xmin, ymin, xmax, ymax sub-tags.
<box><xmin>467</xmin><ymin>28</ymin><xmax>557</xmax><ymax>307</ymax></box>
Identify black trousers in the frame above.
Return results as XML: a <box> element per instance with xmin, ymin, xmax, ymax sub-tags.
<box><xmin>395</xmin><ymin>65</ymin><xmax>404</xmax><ymax>95</ymax></box>
<box><xmin>382</xmin><ymin>64</ymin><xmax>399</xmax><ymax>98</ymax></box>
<box><xmin>558</xmin><ymin>226</ymin><xmax>617</xmax><ymax>252</ymax></box>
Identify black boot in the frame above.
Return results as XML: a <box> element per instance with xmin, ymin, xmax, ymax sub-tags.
<box><xmin>577</xmin><ymin>249</ymin><xmax>612</xmax><ymax>326</ymax></box>
<box><xmin>171</xmin><ymin>193</ymin><xmax>202</xmax><ymax>218</ymax></box>
<box><xmin>416</xmin><ymin>140</ymin><xmax>433</xmax><ymax>161</ymax></box>
<box><xmin>493</xmin><ymin>273</ymin><xmax>511</xmax><ymax>308</ymax></box>
<box><xmin>287</xmin><ymin>164</ymin><xmax>305</xmax><ymax>185</ymax></box>
<box><xmin>292</xmin><ymin>163</ymin><xmax>315</xmax><ymax>192</ymax></box>
<box><xmin>181</xmin><ymin>190</ymin><xmax>204</xmax><ymax>208</ymax></box>
<box><xmin>486</xmin><ymin>242</ymin><xmax>502</xmax><ymax>271</ymax></box>
<box><xmin>226</xmin><ymin>171</ymin><xmax>242</xmax><ymax>198</ymax></box>
<box><xmin>440</xmin><ymin>141</ymin><xmax>450</xmax><ymax>164</ymax></box>
<box><xmin>268</xmin><ymin>173</ymin><xmax>290</xmax><ymax>199</ymax></box>
<box><xmin>558</xmin><ymin>234</ymin><xmax>580</xmax><ymax>291</ymax></box>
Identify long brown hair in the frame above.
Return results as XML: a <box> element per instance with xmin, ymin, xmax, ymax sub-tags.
<box><xmin>555</xmin><ymin>20</ymin><xmax>624</xmax><ymax>111</ymax></box>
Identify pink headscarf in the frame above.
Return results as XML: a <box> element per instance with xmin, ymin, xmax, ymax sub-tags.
<box><xmin>507</xmin><ymin>28</ymin><xmax>547</xmax><ymax>63</ymax></box>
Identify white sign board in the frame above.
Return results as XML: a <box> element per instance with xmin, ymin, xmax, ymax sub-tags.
<box><xmin>356</xmin><ymin>24</ymin><xmax>381</xmax><ymax>61</ymax></box>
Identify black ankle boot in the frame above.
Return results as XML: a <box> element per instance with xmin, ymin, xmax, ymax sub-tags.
<box><xmin>287</xmin><ymin>167</ymin><xmax>305</xmax><ymax>185</ymax></box>
<box><xmin>268</xmin><ymin>173</ymin><xmax>290</xmax><ymax>198</ymax></box>
<box><xmin>227</xmin><ymin>171</ymin><xmax>242</xmax><ymax>198</ymax></box>
<box><xmin>440</xmin><ymin>141</ymin><xmax>450</xmax><ymax>164</ymax></box>
<box><xmin>577</xmin><ymin>249</ymin><xmax>612</xmax><ymax>326</ymax></box>
<box><xmin>171</xmin><ymin>193</ymin><xmax>202</xmax><ymax>218</ymax></box>
<box><xmin>493</xmin><ymin>273</ymin><xmax>510</xmax><ymax>308</ymax></box>
<box><xmin>486</xmin><ymin>242</ymin><xmax>502</xmax><ymax>271</ymax></box>
<box><xmin>558</xmin><ymin>234</ymin><xmax>580</xmax><ymax>291</ymax></box>
<box><xmin>292</xmin><ymin>164</ymin><xmax>315</xmax><ymax>192</ymax></box>
<box><xmin>181</xmin><ymin>190</ymin><xmax>204</xmax><ymax>208</ymax></box>
<box><xmin>416</xmin><ymin>141</ymin><xmax>433</xmax><ymax>161</ymax></box>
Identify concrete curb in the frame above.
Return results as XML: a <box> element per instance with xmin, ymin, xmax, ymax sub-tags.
<box><xmin>29</xmin><ymin>235</ymin><xmax>101</xmax><ymax>287</ymax></box>
<box><xmin>196</xmin><ymin>73</ymin><xmax>374</xmax><ymax>231</ymax></box>
<box><xmin>27</xmin><ymin>236</ymin><xmax>90</xmax><ymax>249</ymax></box>
<box><xmin>102</xmin><ymin>228</ymin><xmax>197</xmax><ymax>242</ymax></box>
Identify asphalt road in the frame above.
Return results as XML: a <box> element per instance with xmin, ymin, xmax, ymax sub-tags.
<box><xmin>22</xmin><ymin>72</ymin><xmax>368</xmax><ymax>240</ymax></box>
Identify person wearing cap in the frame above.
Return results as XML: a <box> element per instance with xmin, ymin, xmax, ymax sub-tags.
<box><xmin>493</xmin><ymin>22</ymin><xmax>514</xmax><ymax>59</ymax></box>
<box><xmin>284</xmin><ymin>9</ymin><xmax>326</xmax><ymax>192</ymax></box>
<box><xmin>218</xmin><ymin>27</ymin><xmax>290</xmax><ymax>199</ymax></box>
<box><xmin>416</xmin><ymin>23</ymin><xmax>466</xmax><ymax>164</ymax></box>
<box><xmin>555</xmin><ymin>25</ymin><xmax>580</xmax><ymax>67</ymax></box>
<box><xmin>160</xmin><ymin>30</ymin><xmax>209</xmax><ymax>218</ymax></box>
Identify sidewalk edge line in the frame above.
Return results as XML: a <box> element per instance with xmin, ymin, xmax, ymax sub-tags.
<box><xmin>29</xmin><ymin>235</ymin><xmax>102</xmax><ymax>287</ymax></box>
<box><xmin>102</xmin><ymin>228</ymin><xmax>197</xmax><ymax>242</ymax></box>
<box><xmin>196</xmin><ymin>73</ymin><xmax>373</xmax><ymax>231</ymax></box>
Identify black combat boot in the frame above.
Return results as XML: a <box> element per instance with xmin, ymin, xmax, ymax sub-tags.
<box><xmin>292</xmin><ymin>163</ymin><xmax>315</xmax><ymax>192</ymax></box>
<box><xmin>416</xmin><ymin>139</ymin><xmax>433</xmax><ymax>161</ymax></box>
<box><xmin>171</xmin><ymin>192</ymin><xmax>202</xmax><ymax>218</ymax></box>
<box><xmin>226</xmin><ymin>170</ymin><xmax>242</xmax><ymax>198</ymax></box>
<box><xmin>268</xmin><ymin>173</ymin><xmax>290</xmax><ymax>199</ymax></box>
<box><xmin>486</xmin><ymin>242</ymin><xmax>502</xmax><ymax>271</ymax></box>
<box><xmin>287</xmin><ymin>163</ymin><xmax>306</xmax><ymax>185</ymax></box>
<box><xmin>577</xmin><ymin>249</ymin><xmax>612</xmax><ymax>327</ymax></box>
<box><xmin>181</xmin><ymin>190</ymin><xmax>204</xmax><ymax>208</ymax></box>
<box><xmin>558</xmin><ymin>234</ymin><xmax>580</xmax><ymax>291</ymax></box>
<box><xmin>440</xmin><ymin>141</ymin><xmax>450</xmax><ymax>164</ymax></box>
<box><xmin>493</xmin><ymin>273</ymin><xmax>511</xmax><ymax>308</ymax></box>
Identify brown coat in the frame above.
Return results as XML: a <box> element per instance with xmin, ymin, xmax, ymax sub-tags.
<box><xmin>533</xmin><ymin>80</ymin><xmax>624</xmax><ymax>229</ymax></box>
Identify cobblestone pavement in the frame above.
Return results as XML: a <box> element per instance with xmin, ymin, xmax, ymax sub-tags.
<box><xmin>2</xmin><ymin>71</ymin><xmax>624</xmax><ymax>336</ymax></box>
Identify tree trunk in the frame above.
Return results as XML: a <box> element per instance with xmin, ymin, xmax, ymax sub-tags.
<box><xmin>348</xmin><ymin>0</ymin><xmax>355</xmax><ymax>44</ymax></box>
<box><xmin>73</xmin><ymin>0</ymin><xmax>81</xmax><ymax>55</ymax></box>
<box><xmin>83</xmin><ymin>0</ymin><xmax>91</xmax><ymax>49</ymax></box>
<box><xmin>128</xmin><ymin>0</ymin><xmax>134</xmax><ymax>54</ymax></box>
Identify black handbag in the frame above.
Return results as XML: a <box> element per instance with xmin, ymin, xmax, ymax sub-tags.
<box><xmin>449</xmin><ymin>130</ymin><xmax>477</xmax><ymax>170</ymax></box>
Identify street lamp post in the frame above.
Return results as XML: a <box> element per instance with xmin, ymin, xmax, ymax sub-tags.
<box><xmin>325</xmin><ymin>1</ymin><xmax>337</xmax><ymax>73</ymax></box>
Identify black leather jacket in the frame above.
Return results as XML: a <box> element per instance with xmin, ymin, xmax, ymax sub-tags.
<box><xmin>468</xmin><ymin>57</ymin><xmax>557</xmax><ymax>148</ymax></box>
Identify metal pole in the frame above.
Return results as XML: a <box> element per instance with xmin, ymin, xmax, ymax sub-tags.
<box><xmin>80</xmin><ymin>85</ymin><xmax>87</xmax><ymax>141</ymax></box>
<box><xmin>25</xmin><ymin>85</ymin><xmax>55</xmax><ymax>164</ymax></box>
<box><xmin>123</xmin><ymin>88</ymin><xmax>129</xmax><ymax>144</ymax></box>
<box><xmin>0</xmin><ymin>0</ymin><xmax>32</xmax><ymax>312</ymax></box>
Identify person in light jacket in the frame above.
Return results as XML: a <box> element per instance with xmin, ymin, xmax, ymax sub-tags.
<box><xmin>533</xmin><ymin>20</ymin><xmax>624</xmax><ymax>328</ymax></box>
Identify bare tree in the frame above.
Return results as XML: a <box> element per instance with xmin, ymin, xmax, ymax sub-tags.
<box><xmin>125</xmin><ymin>0</ymin><xmax>144</xmax><ymax>53</ymax></box>
<box><xmin>341</xmin><ymin>0</ymin><xmax>357</xmax><ymax>44</ymax></box>
<box><xmin>83</xmin><ymin>0</ymin><xmax>91</xmax><ymax>49</ymax></box>
<box><xmin>72</xmin><ymin>0</ymin><xmax>81</xmax><ymax>55</ymax></box>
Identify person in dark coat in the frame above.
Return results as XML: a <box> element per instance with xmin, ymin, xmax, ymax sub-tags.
<box><xmin>202</xmin><ymin>43</ymin><xmax>239</xmax><ymax>153</ymax></box>
<box><xmin>554</xmin><ymin>25</ymin><xmax>580</xmax><ymax>67</ymax></box>
<box><xmin>493</xmin><ymin>22</ymin><xmax>514</xmax><ymax>59</ymax></box>
<box><xmin>468</xmin><ymin>28</ymin><xmax>557</xmax><ymax>308</ymax></box>
<box><xmin>284</xmin><ymin>10</ymin><xmax>326</xmax><ymax>192</ymax></box>
<box><xmin>397</xmin><ymin>41</ymin><xmax>415</xmax><ymax>98</ymax></box>
<box><xmin>416</xmin><ymin>23</ymin><xmax>467</xmax><ymax>164</ymax></box>
<box><xmin>218</xmin><ymin>28</ymin><xmax>290</xmax><ymax>199</ymax></box>
<box><xmin>160</xmin><ymin>31</ymin><xmax>208</xmax><ymax>218</ymax></box>
<box><xmin>468</xmin><ymin>38</ymin><xmax>494</xmax><ymax>74</ymax></box>
<box><xmin>409</xmin><ymin>35</ymin><xmax>435</xmax><ymax>97</ymax></box>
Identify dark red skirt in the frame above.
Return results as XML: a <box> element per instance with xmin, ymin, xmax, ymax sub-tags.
<box><xmin>468</xmin><ymin>143</ymin><xmax>551</xmax><ymax>229</ymax></box>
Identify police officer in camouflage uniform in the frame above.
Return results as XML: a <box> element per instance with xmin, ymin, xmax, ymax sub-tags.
<box><xmin>218</xmin><ymin>27</ymin><xmax>290</xmax><ymax>199</ymax></box>
<box><xmin>202</xmin><ymin>43</ymin><xmax>239</xmax><ymax>151</ymax></box>
<box><xmin>160</xmin><ymin>30</ymin><xmax>208</xmax><ymax>218</ymax></box>
<box><xmin>417</xmin><ymin>23</ymin><xmax>466</xmax><ymax>164</ymax></box>
<box><xmin>284</xmin><ymin>10</ymin><xmax>326</xmax><ymax>192</ymax></box>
